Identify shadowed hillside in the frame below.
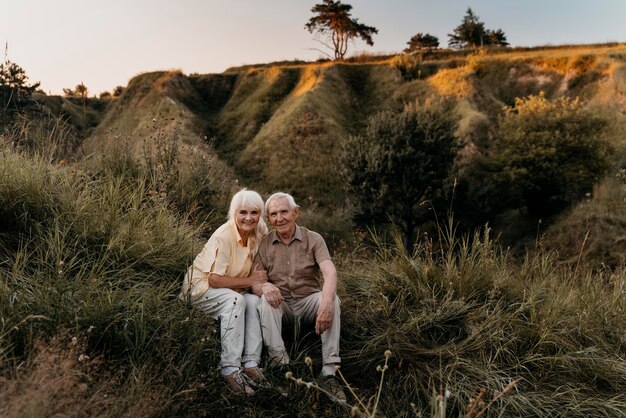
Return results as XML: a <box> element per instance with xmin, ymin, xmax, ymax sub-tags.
<box><xmin>73</xmin><ymin>43</ymin><xmax>626</xmax><ymax>261</ymax></box>
<box><xmin>85</xmin><ymin>44</ymin><xmax>626</xmax><ymax>186</ymax></box>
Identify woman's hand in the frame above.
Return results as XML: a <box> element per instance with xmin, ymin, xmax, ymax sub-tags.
<box><xmin>248</xmin><ymin>264</ymin><xmax>268</xmax><ymax>286</ymax></box>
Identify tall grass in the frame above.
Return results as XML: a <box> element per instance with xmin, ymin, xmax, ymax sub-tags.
<box><xmin>1</xmin><ymin>138</ymin><xmax>624</xmax><ymax>415</ymax></box>
<box><xmin>0</xmin><ymin>145</ymin><xmax>220</xmax><ymax>416</ymax></box>
<box><xmin>339</xmin><ymin>226</ymin><xmax>626</xmax><ymax>416</ymax></box>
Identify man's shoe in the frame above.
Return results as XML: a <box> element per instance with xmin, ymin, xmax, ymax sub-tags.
<box><xmin>243</xmin><ymin>366</ymin><xmax>271</xmax><ymax>388</ymax></box>
<box><xmin>222</xmin><ymin>370</ymin><xmax>255</xmax><ymax>395</ymax></box>
<box><xmin>318</xmin><ymin>375</ymin><xmax>347</xmax><ymax>403</ymax></box>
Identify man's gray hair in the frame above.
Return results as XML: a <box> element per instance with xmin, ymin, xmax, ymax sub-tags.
<box><xmin>265</xmin><ymin>192</ymin><xmax>299</xmax><ymax>213</ymax></box>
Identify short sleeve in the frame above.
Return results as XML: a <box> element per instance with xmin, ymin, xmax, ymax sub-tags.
<box><xmin>311</xmin><ymin>232</ymin><xmax>331</xmax><ymax>263</ymax></box>
<box><xmin>196</xmin><ymin>236</ymin><xmax>231</xmax><ymax>276</ymax></box>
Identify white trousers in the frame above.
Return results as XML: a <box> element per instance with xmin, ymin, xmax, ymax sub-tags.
<box><xmin>258</xmin><ymin>291</ymin><xmax>341</xmax><ymax>365</ymax></box>
<box><xmin>193</xmin><ymin>288</ymin><xmax>263</xmax><ymax>369</ymax></box>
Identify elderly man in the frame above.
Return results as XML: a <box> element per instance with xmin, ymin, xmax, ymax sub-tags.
<box><xmin>251</xmin><ymin>192</ymin><xmax>345</xmax><ymax>402</ymax></box>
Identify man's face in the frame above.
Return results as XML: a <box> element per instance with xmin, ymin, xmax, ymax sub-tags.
<box><xmin>267</xmin><ymin>198</ymin><xmax>299</xmax><ymax>237</ymax></box>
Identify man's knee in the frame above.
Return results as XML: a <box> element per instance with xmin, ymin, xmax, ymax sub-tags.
<box><xmin>257</xmin><ymin>294</ymin><xmax>272</xmax><ymax>314</ymax></box>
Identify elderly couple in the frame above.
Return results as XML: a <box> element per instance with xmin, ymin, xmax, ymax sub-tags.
<box><xmin>180</xmin><ymin>190</ymin><xmax>344</xmax><ymax>401</ymax></box>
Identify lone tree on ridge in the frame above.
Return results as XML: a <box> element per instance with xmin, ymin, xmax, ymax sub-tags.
<box><xmin>448</xmin><ymin>7</ymin><xmax>508</xmax><ymax>49</ymax></box>
<box><xmin>305</xmin><ymin>0</ymin><xmax>378</xmax><ymax>60</ymax></box>
<box><xmin>404</xmin><ymin>33</ymin><xmax>440</xmax><ymax>54</ymax></box>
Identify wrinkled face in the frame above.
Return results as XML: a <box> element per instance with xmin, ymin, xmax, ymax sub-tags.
<box><xmin>234</xmin><ymin>207</ymin><xmax>261</xmax><ymax>236</ymax></box>
<box><xmin>267</xmin><ymin>198</ymin><xmax>299</xmax><ymax>237</ymax></box>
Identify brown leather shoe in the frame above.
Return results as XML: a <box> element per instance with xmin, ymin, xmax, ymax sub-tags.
<box><xmin>243</xmin><ymin>366</ymin><xmax>271</xmax><ymax>388</ymax></box>
<box><xmin>222</xmin><ymin>370</ymin><xmax>255</xmax><ymax>395</ymax></box>
<box><xmin>319</xmin><ymin>375</ymin><xmax>347</xmax><ymax>403</ymax></box>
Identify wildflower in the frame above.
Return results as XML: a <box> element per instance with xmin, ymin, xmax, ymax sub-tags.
<box><xmin>78</xmin><ymin>354</ymin><xmax>90</xmax><ymax>362</ymax></box>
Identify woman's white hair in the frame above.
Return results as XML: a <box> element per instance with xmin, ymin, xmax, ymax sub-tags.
<box><xmin>228</xmin><ymin>189</ymin><xmax>268</xmax><ymax>248</ymax></box>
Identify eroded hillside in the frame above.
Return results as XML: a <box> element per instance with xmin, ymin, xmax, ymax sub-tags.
<box><xmin>74</xmin><ymin>44</ymin><xmax>626</xmax><ymax>262</ymax></box>
<box><xmin>81</xmin><ymin>44</ymin><xmax>626</xmax><ymax>204</ymax></box>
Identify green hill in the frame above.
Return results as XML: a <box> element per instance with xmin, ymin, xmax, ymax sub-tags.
<box><xmin>71</xmin><ymin>43</ymin><xmax>626</xmax><ymax>262</ymax></box>
<box><xmin>1</xmin><ymin>43</ymin><xmax>625</xmax><ymax>417</ymax></box>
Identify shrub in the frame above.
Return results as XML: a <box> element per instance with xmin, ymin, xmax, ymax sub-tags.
<box><xmin>493</xmin><ymin>93</ymin><xmax>612</xmax><ymax>216</ymax></box>
<box><xmin>344</xmin><ymin>99</ymin><xmax>458</xmax><ymax>249</ymax></box>
<box><xmin>392</xmin><ymin>54</ymin><xmax>424</xmax><ymax>81</ymax></box>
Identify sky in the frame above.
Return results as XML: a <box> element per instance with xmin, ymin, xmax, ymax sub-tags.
<box><xmin>2</xmin><ymin>0</ymin><xmax>626</xmax><ymax>96</ymax></box>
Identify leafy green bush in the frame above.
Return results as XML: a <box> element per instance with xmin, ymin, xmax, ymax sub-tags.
<box><xmin>344</xmin><ymin>99</ymin><xmax>458</xmax><ymax>249</ymax></box>
<box><xmin>493</xmin><ymin>93</ymin><xmax>612</xmax><ymax>216</ymax></box>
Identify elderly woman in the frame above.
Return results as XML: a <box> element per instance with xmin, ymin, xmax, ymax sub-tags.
<box><xmin>180</xmin><ymin>189</ymin><xmax>269</xmax><ymax>395</ymax></box>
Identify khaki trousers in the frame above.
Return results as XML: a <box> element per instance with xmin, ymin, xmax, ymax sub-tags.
<box><xmin>193</xmin><ymin>288</ymin><xmax>263</xmax><ymax>369</ymax></box>
<box><xmin>258</xmin><ymin>291</ymin><xmax>341</xmax><ymax>365</ymax></box>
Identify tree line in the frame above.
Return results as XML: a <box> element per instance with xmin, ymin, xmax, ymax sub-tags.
<box><xmin>306</xmin><ymin>2</ymin><xmax>509</xmax><ymax>59</ymax></box>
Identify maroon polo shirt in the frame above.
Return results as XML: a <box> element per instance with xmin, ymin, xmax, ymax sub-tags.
<box><xmin>254</xmin><ymin>225</ymin><xmax>331</xmax><ymax>299</ymax></box>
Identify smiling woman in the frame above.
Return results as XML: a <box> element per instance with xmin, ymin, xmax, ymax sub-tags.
<box><xmin>179</xmin><ymin>188</ymin><xmax>270</xmax><ymax>395</ymax></box>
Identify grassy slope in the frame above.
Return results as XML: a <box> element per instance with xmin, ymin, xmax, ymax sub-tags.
<box><xmin>73</xmin><ymin>43</ymin><xmax>626</xmax><ymax>261</ymax></box>
<box><xmin>1</xmin><ymin>147</ymin><xmax>624</xmax><ymax>416</ymax></box>
<box><xmin>2</xmin><ymin>43</ymin><xmax>626</xmax><ymax>417</ymax></box>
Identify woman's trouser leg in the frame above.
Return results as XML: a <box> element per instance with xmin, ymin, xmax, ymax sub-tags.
<box><xmin>193</xmin><ymin>288</ymin><xmax>246</xmax><ymax>369</ymax></box>
<box><xmin>242</xmin><ymin>293</ymin><xmax>263</xmax><ymax>364</ymax></box>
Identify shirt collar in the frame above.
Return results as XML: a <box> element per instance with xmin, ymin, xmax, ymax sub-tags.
<box><xmin>227</xmin><ymin>218</ymin><xmax>246</xmax><ymax>247</ymax></box>
<box><xmin>271</xmin><ymin>224</ymin><xmax>303</xmax><ymax>245</ymax></box>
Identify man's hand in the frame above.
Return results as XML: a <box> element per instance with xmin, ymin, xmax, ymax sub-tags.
<box><xmin>315</xmin><ymin>298</ymin><xmax>334</xmax><ymax>335</ymax></box>
<box><xmin>261</xmin><ymin>282</ymin><xmax>284</xmax><ymax>309</ymax></box>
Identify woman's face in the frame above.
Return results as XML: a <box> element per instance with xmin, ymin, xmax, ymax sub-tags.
<box><xmin>234</xmin><ymin>207</ymin><xmax>261</xmax><ymax>236</ymax></box>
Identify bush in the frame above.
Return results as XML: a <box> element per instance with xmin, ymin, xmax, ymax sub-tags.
<box><xmin>493</xmin><ymin>93</ymin><xmax>612</xmax><ymax>216</ymax></box>
<box><xmin>344</xmin><ymin>99</ymin><xmax>458</xmax><ymax>249</ymax></box>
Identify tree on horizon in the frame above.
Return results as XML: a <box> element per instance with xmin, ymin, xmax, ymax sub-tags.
<box><xmin>0</xmin><ymin>58</ymin><xmax>40</xmax><ymax>127</ymax></box>
<box><xmin>404</xmin><ymin>33</ymin><xmax>440</xmax><ymax>54</ymax></box>
<box><xmin>305</xmin><ymin>0</ymin><xmax>378</xmax><ymax>60</ymax></box>
<box><xmin>448</xmin><ymin>8</ymin><xmax>508</xmax><ymax>49</ymax></box>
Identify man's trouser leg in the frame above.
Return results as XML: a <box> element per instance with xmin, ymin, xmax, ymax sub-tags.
<box><xmin>258</xmin><ymin>295</ymin><xmax>291</xmax><ymax>365</ymax></box>
<box><xmin>291</xmin><ymin>292</ymin><xmax>341</xmax><ymax>365</ymax></box>
<box><xmin>193</xmin><ymin>288</ymin><xmax>246</xmax><ymax>369</ymax></box>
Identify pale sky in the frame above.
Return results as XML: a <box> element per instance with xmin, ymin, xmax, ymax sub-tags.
<box><xmin>2</xmin><ymin>0</ymin><xmax>626</xmax><ymax>96</ymax></box>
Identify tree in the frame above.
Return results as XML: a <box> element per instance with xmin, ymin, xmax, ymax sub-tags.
<box><xmin>448</xmin><ymin>8</ymin><xmax>486</xmax><ymax>49</ymax></box>
<box><xmin>0</xmin><ymin>59</ymin><xmax>40</xmax><ymax>125</ymax></box>
<box><xmin>486</xmin><ymin>29</ymin><xmax>509</xmax><ymax>47</ymax></box>
<box><xmin>493</xmin><ymin>93</ymin><xmax>612</xmax><ymax>216</ymax></box>
<box><xmin>344</xmin><ymin>100</ymin><xmax>458</xmax><ymax>250</ymax></box>
<box><xmin>305</xmin><ymin>0</ymin><xmax>378</xmax><ymax>60</ymax></box>
<box><xmin>404</xmin><ymin>33</ymin><xmax>439</xmax><ymax>54</ymax></box>
<box><xmin>112</xmin><ymin>86</ymin><xmax>125</xmax><ymax>97</ymax></box>
<box><xmin>448</xmin><ymin>8</ymin><xmax>509</xmax><ymax>49</ymax></box>
<box><xmin>75</xmin><ymin>82</ymin><xmax>88</xmax><ymax>99</ymax></box>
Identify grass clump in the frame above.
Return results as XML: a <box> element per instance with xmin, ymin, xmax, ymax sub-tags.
<box><xmin>339</xmin><ymin>226</ymin><xmax>626</xmax><ymax>416</ymax></box>
<box><xmin>0</xmin><ymin>145</ymin><xmax>219</xmax><ymax>416</ymax></box>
